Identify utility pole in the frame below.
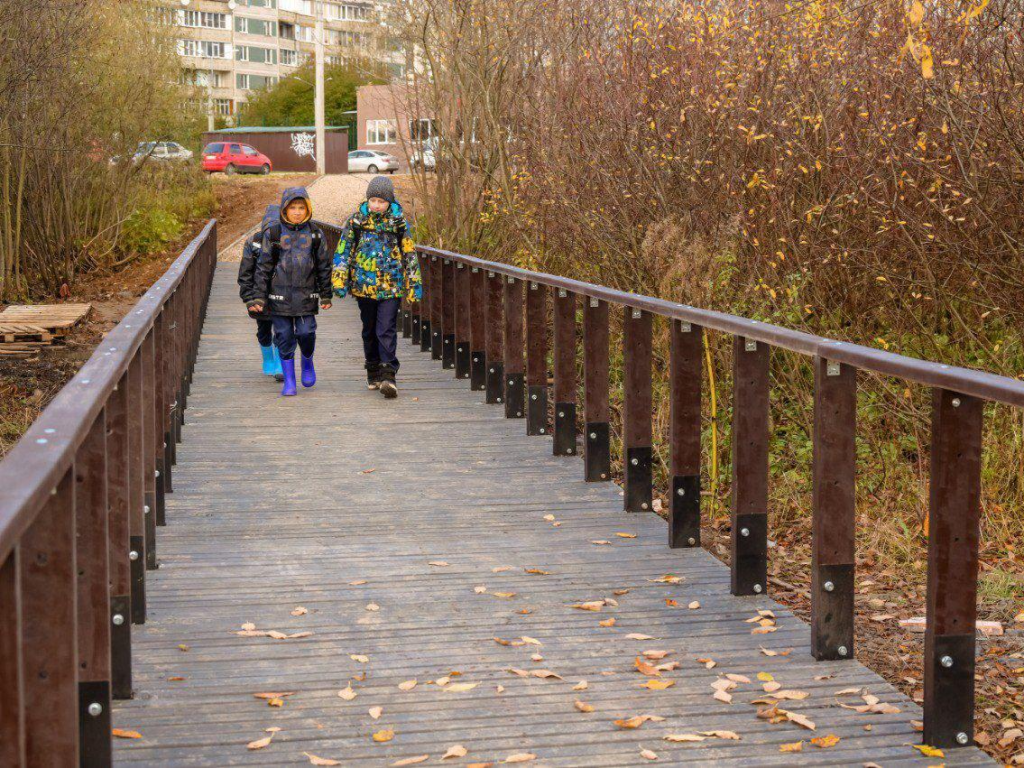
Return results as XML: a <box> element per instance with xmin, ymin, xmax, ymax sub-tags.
<box><xmin>314</xmin><ymin>0</ymin><xmax>326</xmax><ymax>174</ymax></box>
<box><xmin>207</xmin><ymin>59</ymin><xmax>215</xmax><ymax>132</ymax></box>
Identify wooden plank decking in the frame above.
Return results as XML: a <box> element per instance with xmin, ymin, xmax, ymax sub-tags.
<box><xmin>113</xmin><ymin>264</ymin><xmax>992</xmax><ymax>766</ymax></box>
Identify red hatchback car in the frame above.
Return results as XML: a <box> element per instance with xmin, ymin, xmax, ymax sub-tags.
<box><xmin>201</xmin><ymin>142</ymin><xmax>273</xmax><ymax>175</ymax></box>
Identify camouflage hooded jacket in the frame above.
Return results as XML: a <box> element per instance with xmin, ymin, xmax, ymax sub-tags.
<box><xmin>332</xmin><ymin>201</ymin><xmax>422</xmax><ymax>302</ymax></box>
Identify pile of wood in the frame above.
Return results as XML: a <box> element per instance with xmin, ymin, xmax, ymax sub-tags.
<box><xmin>0</xmin><ymin>303</ymin><xmax>91</xmax><ymax>359</ymax></box>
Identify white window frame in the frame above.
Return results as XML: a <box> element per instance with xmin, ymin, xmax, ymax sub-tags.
<box><xmin>366</xmin><ymin>119</ymin><xmax>396</xmax><ymax>145</ymax></box>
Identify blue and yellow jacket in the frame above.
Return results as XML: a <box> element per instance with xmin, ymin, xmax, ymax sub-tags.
<box><xmin>332</xmin><ymin>201</ymin><xmax>422</xmax><ymax>302</ymax></box>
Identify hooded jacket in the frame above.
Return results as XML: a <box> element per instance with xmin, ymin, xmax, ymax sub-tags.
<box><xmin>332</xmin><ymin>200</ymin><xmax>421</xmax><ymax>302</ymax></box>
<box><xmin>237</xmin><ymin>204</ymin><xmax>280</xmax><ymax>311</ymax></box>
<box><xmin>253</xmin><ymin>187</ymin><xmax>332</xmax><ymax>317</ymax></box>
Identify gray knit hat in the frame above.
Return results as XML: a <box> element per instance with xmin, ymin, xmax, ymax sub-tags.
<box><xmin>366</xmin><ymin>175</ymin><xmax>395</xmax><ymax>204</ymax></box>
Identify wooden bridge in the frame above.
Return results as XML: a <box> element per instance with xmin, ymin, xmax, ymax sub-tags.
<box><xmin>1</xmin><ymin>219</ymin><xmax>1019</xmax><ymax>765</ymax></box>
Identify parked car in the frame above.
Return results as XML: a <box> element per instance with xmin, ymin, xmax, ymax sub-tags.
<box><xmin>201</xmin><ymin>142</ymin><xmax>273</xmax><ymax>175</ymax></box>
<box><xmin>109</xmin><ymin>141</ymin><xmax>193</xmax><ymax>165</ymax></box>
<box><xmin>410</xmin><ymin>138</ymin><xmax>436</xmax><ymax>172</ymax></box>
<box><xmin>348</xmin><ymin>149</ymin><xmax>400</xmax><ymax>174</ymax></box>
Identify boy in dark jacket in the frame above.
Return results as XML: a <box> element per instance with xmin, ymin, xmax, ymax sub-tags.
<box><xmin>237</xmin><ymin>204</ymin><xmax>283</xmax><ymax>381</ymax></box>
<box><xmin>333</xmin><ymin>176</ymin><xmax>421</xmax><ymax>398</ymax></box>
<box><xmin>248</xmin><ymin>187</ymin><xmax>332</xmax><ymax>397</ymax></box>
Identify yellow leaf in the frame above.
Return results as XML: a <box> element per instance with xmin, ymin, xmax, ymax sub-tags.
<box><xmin>372</xmin><ymin>729</ymin><xmax>395</xmax><ymax>743</ymax></box>
<box><xmin>642</xmin><ymin>679</ymin><xmax>676</xmax><ymax>690</ymax></box>
<box><xmin>304</xmin><ymin>754</ymin><xmax>342</xmax><ymax>766</ymax></box>
<box><xmin>812</xmin><ymin>734</ymin><xmax>840</xmax><ymax>749</ymax></box>
<box><xmin>112</xmin><ymin>728</ymin><xmax>143</xmax><ymax>740</ymax></box>
<box><xmin>599</xmin><ymin>618</ymin><xmax>616</xmax><ymax>627</ymax></box>
<box><xmin>921</xmin><ymin>45</ymin><xmax>935</xmax><ymax>78</ymax></box>
<box><xmin>757</xmin><ymin>672</ymin><xmax>774</xmax><ymax>682</ymax></box>
<box><xmin>779</xmin><ymin>741</ymin><xmax>803</xmax><ymax>752</ymax></box>
<box><xmin>615</xmin><ymin>532</ymin><xmax>637</xmax><ymax>539</ymax></box>
<box><xmin>907</xmin><ymin>0</ymin><xmax>924</xmax><ymax>26</ymax></box>
<box><xmin>574</xmin><ymin>601</ymin><xmax>605</xmax><ymax>611</ymax></box>
<box><xmin>444</xmin><ymin>682</ymin><xmax>479</xmax><ymax>693</ymax></box>
<box><xmin>247</xmin><ymin>735</ymin><xmax>274</xmax><ymax>750</ymax></box>
<box><xmin>443</xmin><ymin>745</ymin><xmax>469</xmax><ymax>759</ymax></box>
<box><xmin>504</xmin><ymin>754</ymin><xmax>536</xmax><ymax>763</ymax></box>
<box><xmin>268</xmin><ymin>698</ymin><xmax>285</xmax><ymax>708</ymax></box>
<box><xmin>253</xmin><ymin>692</ymin><xmax>295</xmax><ymax>700</ymax></box>
<box><xmin>913</xmin><ymin>745</ymin><xmax>945</xmax><ymax>758</ymax></box>
<box><xmin>393</xmin><ymin>757</ymin><xmax>430</xmax><ymax>766</ymax></box>
<box><xmin>575</xmin><ymin>700</ymin><xmax>595</xmax><ymax>712</ymax></box>
<box><xmin>700</xmin><ymin>730</ymin><xmax>741</xmax><ymax>740</ymax></box>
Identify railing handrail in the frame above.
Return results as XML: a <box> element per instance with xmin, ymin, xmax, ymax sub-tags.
<box><xmin>417</xmin><ymin>244</ymin><xmax>1024</xmax><ymax>409</ymax></box>
<box><xmin>0</xmin><ymin>219</ymin><xmax>217</xmax><ymax>563</ymax></box>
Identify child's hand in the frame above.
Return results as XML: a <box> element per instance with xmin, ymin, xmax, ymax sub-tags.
<box><xmin>320</xmin><ymin>302</ymin><xmax>332</xmax><ymax>310</ymax></box>
<box><xmin>247</xmin><ymin>301</ymin><xmax>264</xmax><ymax>315</ymax></box>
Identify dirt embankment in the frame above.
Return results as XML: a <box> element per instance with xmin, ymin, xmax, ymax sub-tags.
<box><xmin>0</xmin><ymin>173</ymin><xmax>314</xmax><ymax>458</ymax></box>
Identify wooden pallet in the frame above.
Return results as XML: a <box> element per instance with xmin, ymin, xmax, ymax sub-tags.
<box><xmin>0</xmin><ymin>303</ymin><xmax>90</xmax><ymax>345</ymax></box>
<box><xmin>0</xmin><ymin>342</ymin><xmax>45</xmax><ymax>359</ymax></box>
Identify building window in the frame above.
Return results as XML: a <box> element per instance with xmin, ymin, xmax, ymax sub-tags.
<box><xmin>409</xmin><ymin>118</ymin><xmax>437</xmax><ymax>141</ymax></box>
<box><xmin>235</xmin><ymin>46</ymin><xmax>278</xmax><ymax>65</ymax></box>
<box><xmin>280</xmin><ymin>0</ymin><xmax>314</xmax><ymax>13</ymax></box>
<box><xmin>237</xmin><ymin>74</ymin><xmax>277</xmax><ymax>90</ymax></box>
<box><xmin>325</xmin><ymin>2</ymin><xmax>370</xmax><ymax>21</ymax></box>
<box><xmin>214</xmin><ymin>99</ymin><xmax>234</xmax><ymax>116</ymax></box>
<box><xmin>366</xmin><ymin>119</ymin><xmax>396</xmax><ymax>145</ymax></box>
<box><xmin>235</xmin><ymin>17</ymin><xmax>278</xmax><ymax>36</ymax></box>
<box><xmin>241</xmin><ymin>0</ymin><xmax>277</xmax><ymax>7</ymax></box>
<box><xmin>178</xmin><ymin>40</ymin><xmax>229</xmax><ymax>59</ymax></box>
<box><xmin>178</xmin><ymin>10</ymin><xmax>228</xmax><ymax>29</ymax></box>
<box><xmin>182</xmin><ymin>69</ymin><xmax>222</xmax><ymax>87</ymax></box>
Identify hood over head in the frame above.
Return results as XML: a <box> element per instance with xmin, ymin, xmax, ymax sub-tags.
<box><xmin>260</xmin><ymin>204</ymin><xmax>280</xmax><ymax>232</ymax></box>
<box><xmin>279</xmin><ymin>187</ymin><xmax>312</xmax><ymax>226</ymax></box>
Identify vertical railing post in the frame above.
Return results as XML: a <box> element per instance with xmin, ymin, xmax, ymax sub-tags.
<box><xmin>924</xmin><ymin>389</ymin><xmax>983</xmax><ymax>749</ymax></box>
<box><xmin>455</xmin><ymin>263</ymin><xmax>471</xmax><ymax>379</ymax></box>
<box><xmin>552</xmin><ymin>289</ymin><xmax>577</xmax><ymax>456</ymax></box>
<box><xmin>623</xmin><ymin>307</ymin><xmax>653</xmax><ymax>512</ymax></box>
<box><xmin>486</xmin><ymin>272</ymin><xmax>504</xmax><ymax>404</ymax></box>
<box><xmin>503</xmin><ymin>277</ymin><xmax>525</xmax><ymax>418</ymax></box>
<box><xmin>418</xmin><ymin>255</ymin><xmax>431</xmax><ymax>352</ymax></box>
<box><xmin>153</xmin><ymin>313</ymin><xmax>167</xmax><ymax>527</ymax></box>
<box><xmin>402</xmin><ymin>298</ymin><xmax>413</xmax><ymax>338</ymax></box>
<box><xmin>470</xmin><ymin>267</ymin><xmax>487</xmax><ymax>391</ymax></box>
<box><xmin>669</xmin><ymin>320</ymin><xmax>702</xmax><ymax>547</ymax></box>
<box><xmin>158</xmin><ymin>308</ymin><xmax>173</xmax><ymax>502</ymax></box>
<box><xmin>142</xmin><ymin>332</ymin><xmax>158</xmax><ymax>570</ymax></box>
<box><xmin>107</xmin><ymin>373</ymin><xmax>132</xmax><ymax>700</ymax></box>
<box><xmin>0</xmin><ymin>549</ymin><xmax>25</xmax><ymax>765</ymax></box>
<box><xmin>75</xmin><ymin>410</ymin><xmax>112</xmax><ymax>766</ymax></box>
<box><xmin>430</xmin><ymin>257</ymin><xmax>443</xmax><ymax>360</ymax></box>
<box><xmin>731</xmin><ymin>335</ymin><xmax>770</xmax><ymax>596</ymax></box>
<box><xmin>127</xmin><ymin>352</ymin><xmax>147</xmax><ymax>623</ymax></box>
<box><xmin>811</xmin><ymin>356</ymin><xmax>856</xmax><ymax>660</ymax></box>
<box><xmin>20</xmin><ymin>469</ymin><xmax>78</xmax><ymax>764</ymax></box>
<box><xmin>526</xmin><ymin>282</ymin><xmax>549</xmax><ymax>436</ymax></box>
<box><xmin>441</xmin><ymin>259</ymin><xmax>456</xmax><ymax>369</ymax></box>
<box><xmin>584</xmin><ymin>298</ymin><xmax>610</xmax><ymax>481</ymax></box>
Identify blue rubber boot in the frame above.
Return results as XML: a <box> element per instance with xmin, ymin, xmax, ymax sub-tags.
<box><xmin>280</xmin><ymin>356</ymin><xmax>297</xmax><ymax>396</ymax></box>
<box><xmin>271</xmin><ymin>345</ymin><xmax>284</xmax><ymax>381</ymax></box>
<box><xmin>260</xmin><ymin>344</ymin><xmax>276</xmax><ymax>376</ymax></box>
<box><xmin>300</xmin><ymin>354</ymin><xmax>316</xmax><ymax>388</ymax></box>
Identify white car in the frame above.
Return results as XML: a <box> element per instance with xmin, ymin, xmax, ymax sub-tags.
<box><xmin>410</xmin><ymin>140</ymin><xmax>436</xmax><ymax>172</ymax></box>
<box><xmin>348</xmin><ymin>149</ymin><xmax>400</xmax><ymax>174</ymax></box>
<box><xmin>135</xmin><ymin>141</ymin><xmax>193</xmax><ymax>162</ymax></box>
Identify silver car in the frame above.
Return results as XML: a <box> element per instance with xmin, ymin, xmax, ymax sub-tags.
<box><xmin>348</xmin><ymin>149</ymin><xmax>400</xmax><ymax>174</ymax></box>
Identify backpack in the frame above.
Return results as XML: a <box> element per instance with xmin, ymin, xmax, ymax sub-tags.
<box><xmin>264</xmin><ymin>222</ymin><xmax>322</xmax><ymax>265</ymax></box>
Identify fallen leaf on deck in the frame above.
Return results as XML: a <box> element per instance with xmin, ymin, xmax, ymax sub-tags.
<box><xmin>626</xmin><ymin>633</ymin><xmax>655</xmax><ymax>641</ymax></box>
<box><xmin>762</xmin><ymin>681</ymin><xmax>782</xmax><ymax>693</ymax></box>
<box><xmin>701</xmin><ymin>730</ymin><xmax>740</xmax><ymax>740</ymax></box>
<box><xmin>642</xmin><ymin>680</ymin><xmax>675</xmax><ymax>690</ymax></box>
<box><xmin>575</xmin><ymin>700</ymin><xmax>595</xmax><ymax>712</ymax></box>
<box><xmin>338</xmin><ymin>685</ymin><xmax>357</xmax><ymax>701</ymax></box>
<box><xmin>591</xmin><ymin>540</ymin><xmax>612</xmax><ymax>545</ymax></box>
<box><xmin>614</xmin><ymin>589</ymin><xmax>630</xmax><ymax>596</ymax></box>
<box><xmin>531</xmin><ymin>653</ymin><xmax>544</xmax><ymax>662</ymax></box>
<box><xmin>664</xmin><ymin>733</ymin><xmax>706</xmax><ymax>742</ymax></box>
<box><xmin>779</xmin><ymin>741</ymin><xmax>803</xmax><ymax>752</ymax></box>
<box><xmin>532</xmin><ymin>670</ymin><xmax>563</xmax><ymax>680</ymax></box>
<box><xmin>241</xmin><ymin>622</ymin><xmax>256</xmax><ymax>631</ymax></box>
<box><xmin>247</xmin><ymin>734</ymin><xmax>274</xmax><ymax>750</ymax></box>
<box><xmin>504</xmin><ymin>754</ymin><xmax>536</xmax><ymax>763</ymax></box>
<box><xmin>468</xmin><ymin>764</ymin><xmax>494</xmax><ymax>768</ymax></box>
<box><xmin>291</xmin><ymin>607</ymin><xmax>308</xmax><ymax>616</ymax></box>
<box><xmin>521</xmin><ymin>636</ymin><xmax>542</xmax><ymax>645</ymax></box>
<box><xmin>392</xmin><ymin>757</ymin><xmax>429</xmax><ymax>766</ymax></box>
<box><xmin>811</xmin><ymin>734</ymin><xmax>840</xmax><ymax>748</ymax></box>
<box><xmin>112</xmin><ymin>729</ymin><xmax>142</xmax><ymax>739</ymax></box>
<box><xmin>178</xmin><ymin>644</ymin><xmax>189</xmax><ymax>652</ymax></box>
<box><xmin>366</xmin><ymin>603</ymin><xmax>380</xmax><ymax>612</ymax></box>
<box><xmin>572</xmin><ymin>680</ymin><xmax>588</xmax><ymax>690</ymax></box>
<box><xmin>650</xmin><ymin>574</ymin><xmax>681</xmax><ymax>584</ymax></box>
<box><xmin>543</xmin><ymin>514</ymin><xmax>556</xmax><ymax>521</ymax></box>
<box><xmin>492</xmin><ymin>566</ymin><xmax>513</xmax><ymax>573</ymax></box>
<box><xmin>525</xmin><ymin>568</ymin><xmax>550</xmax><ymax>575</ymax></box>
<box><xmin>268</xmin><ymin>698</ymin><xmax>285</xmax><ymax>708</ymax></box>
<box><xmin>369</xmin><ymin>706</ymin><xmax>383</xmax><ymax>719</ymax></box>
<box><xmin>574</xmin><ymin>601</ymin><xmax>605</xmax><ymax>611</ymax></box>
<box><xmin>615</xmin><ymin>533</ymin><xmax>637</xmax><ymax>539</ymax></box>
<box><xmin>655</xmin><ymin>661</ymin><xmax>680</xmax><ymax>671</ymax></box>
<box><xmin>304</xmin><ymin>754</ymin><xmax>341</xmax><ymax>766</ymax></box>
<box><xmin>696</xmin><ymin>658</ymin><xmax>717</xmax><ymax>669</ymax></box>
<box><xmin>635</xmin><ymin>657</ymin><xmax>661</xmax><ymax>676</ymax></box>
<box><xmin>769</xmin><ymin>690</ymin><xmax>809</xmax><ymax>701</ymax></box>
<box><xmin>445</xmin><ymin>682</ymin><xmax>479</xmax><ymax>693</ymax></box>
<box><xmin>725</xmin><ymin>673</ymin><xmax>751</xmax><ymax>684</ymax></box>
<box><xmin>640</xmin><ymin>747</ymin><xmax>658</xmax><ymax>760</ymax></box>
<box><xmin>751</xmin><ymin>626</ymin><xmax>777</xmax><ymax>635</ymax></box>
<box><xmin>350</xmin><ymin>654</ymin><xmax>369</xmax><ymax>663</ymax></box>
<box><xmin>287</xmin><ymin>631</ymin><xmax>312</xmax><ymax>639</ymax></box>
<box><xmin>443</xmin><ymin>745</ymin><xmax>469</xmax><ymax>759</ymax></box>
<box><xmin>643</xmin><ymin>650</ymin><xmax>669</xmax><ymax>660</ymax></box>
<box><xmin>785</xmin><ymin>711</ymin><xmax>816</xmax><ymax>730</ymax></box>
<box><xmin>757</xmin><ymin>672</ymin><xmax>774</xmax><ymax>682</ymax></box>
<box><xmin>912</xmin><ymin>745</ymin><xmax>944</xmax><ymax>758</ymax></box>
<box><xmin>599</xmin><ymin>618</ymin><xmax>616</xmax><ymax>627</ymax></box>
<box><xmin>167</xmin><ymin>676</ymin><xmax>186</xmax><ymax>681</ymax></box>
<box><xmin>359</xmin><ymin>468</ymin><xmax>377</xmax><ymax>474</ymax></box>
<box><xmin>614</xmin><ymin>714</ymin><xmax>664</xmax><ymax>729</ymax></box>
<box><xmin>688</xmin><ymin>601</ymin><xmax>700</xmax><ymax>609</ymax></box>
<box><xmin>492</xmin><ymin>592</ymin><xmax>516</xmax><ymax>598</ymax></box>
<box><xmin>372</xmin><ymin>729</ymin><xmax>395</xmax><ymax>743</ymax></box>
<box><xmin>834</xmin><ymin>687</ymin><xmax>862</xmax><ymax>696</ymax></box>
<box><xmin>398</xmin><ymin>680</ymin><xmax>417</xmax><ymax>691</ymax></box>
<box><xmin>713</xmin><ymin>689</ymin><xmax>733</xmax><ymax>703</ymax></box>
<box><xmin>254</xmin><ymin>692</ymin><xmax>295</xmax><ymax>700</ymax></box>
<box><xmin>665</xmin><ymin>599</ymin><xmax>678</xmax><ymax>607</ymax></box>
<box><xmin>428</xmin><ymin>561</ymin><xmax>450</xmax><ymax>567</ymax></box>
<box><xmin>349</xmin><ymin>580</ymin><xmax>367</xmax><ymax>586</ymax></box>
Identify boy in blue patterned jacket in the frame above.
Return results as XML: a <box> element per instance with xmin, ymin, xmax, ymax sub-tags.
<box><xmin>333</xmin><ymin>176</ymin><xmax>421</xmax><ymax>398</ymax></box>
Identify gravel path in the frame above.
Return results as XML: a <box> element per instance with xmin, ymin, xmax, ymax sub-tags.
<box><xmin>217</xmin><ymin>173</ymin><xmax>372</xmax><ymax>261</ymax></box>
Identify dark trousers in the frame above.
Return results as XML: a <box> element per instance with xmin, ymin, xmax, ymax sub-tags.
<box><xmin>356</xmin><ymin>296</ymin><xmax>400</xmax><ymax>371</ymax></box>
<box><xmin>271</xmin><ymin>315</ymin><xmax>317</xmax><ymax>360</ymax></box>
<box><xmin>255</xmin><ymin>317</ymin><xmax>273</xmax><ymax>347</ymax></box>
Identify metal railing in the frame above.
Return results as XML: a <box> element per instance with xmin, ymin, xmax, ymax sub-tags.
<box><xmin>400</xmin><ymin>242</ymin><xmax>1024</xmax><ymax>751</ymax></box>
<box><xmin>0</xmin><ymin>220</ymin><xmax>217</xmax><ymax>766</ymax></box>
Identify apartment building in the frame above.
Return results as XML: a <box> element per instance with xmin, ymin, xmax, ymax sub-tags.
<box><xmin>171</xmin><ymin>0</ymin><xmax>404</xmax><ymax>123</ymax></box>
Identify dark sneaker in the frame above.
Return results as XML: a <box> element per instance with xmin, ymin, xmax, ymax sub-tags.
<box><xmin>380</xmin><ymin>364</ymin><xmax>397</xmax><ymax>399</ymax></box>
<box><xmin>365</xmin><ymin>361</ymin><xmax>381</xmax><ymax>390</ymax></box>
